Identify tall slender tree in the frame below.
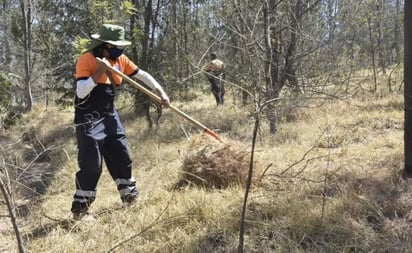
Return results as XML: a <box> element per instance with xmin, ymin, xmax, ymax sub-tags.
<box><xmin>19</xmin><ymin>0</ymin><xmax>33</xmax><ymax>111</ymax></box>
<box><xmin>404</xmin><ymin>0</ymin><xmax>412</xmax><ymax>174</ymax></box>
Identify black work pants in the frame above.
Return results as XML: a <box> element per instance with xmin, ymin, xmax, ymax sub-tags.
<box><xmin>208</xmin><ymin>75</ymin><xmax>225</xmax><ymax>105</ymax></box>
<box><xmin>72</xmin><ymin>110</ymin><xmax>137</xmax><ymax>208</ymax></box>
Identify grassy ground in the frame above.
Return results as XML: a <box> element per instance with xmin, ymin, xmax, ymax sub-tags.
<box><xmin>0</xmin><ymin>86</ymin><xmax>410</xmax><ymax>252</ymax></box>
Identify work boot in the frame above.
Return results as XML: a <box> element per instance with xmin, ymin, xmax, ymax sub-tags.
<box><xmin>121</xmin><ymin>189</ymin><xmax>139</xmax><ymax>205</ymax></box>
<box><xmin>71</xmin><ymin>201</ymin><xmax>90</xmax><ymax>220</ymax></box>
<box><xmin>122</xmin><ymin>194</ymin><xmax>137</xmax><ymax>204</ymax></box>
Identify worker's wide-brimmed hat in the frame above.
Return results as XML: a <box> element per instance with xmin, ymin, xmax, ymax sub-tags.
<box><xmin>91</xmin><ymin>24</ymin><xmax>131</xmax><ymax>47</ymax></box>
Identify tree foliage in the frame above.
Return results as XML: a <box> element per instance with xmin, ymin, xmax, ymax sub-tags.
<box><xmin>0</xmin><ymin>0</ymin><xmax>405</xmax><ymax>132</ymax></box>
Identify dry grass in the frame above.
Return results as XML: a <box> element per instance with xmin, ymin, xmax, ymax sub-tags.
<box><xmin>0</xmin><ymin>86</ymin><xmax>410</xmax><ymax>252</ymax></box>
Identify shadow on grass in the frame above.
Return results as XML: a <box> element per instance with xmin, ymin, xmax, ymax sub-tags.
<box><xmin>247</xmin><ymin>168</ymin><xmax>412</xmax><ymax>252</ymax></box>
<box><xmin>27</xmin><ymin>217</ymin><xmax>78</xmax><ymax>240</ymax></box>
<box><xmin>5</xmin><ymin>122</ymin><xmax>75</xmax><ymax>218</ymax></box>
<box><xmin>186</xmin><ymin>231</ymin><xmax>232</xmax><ymax>253</ymax></box>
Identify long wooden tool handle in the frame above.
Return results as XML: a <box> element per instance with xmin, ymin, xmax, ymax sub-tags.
<box><xmin>96</xmin><ymin>58</ymin><xmax>222</xmax><ymax>142</ymax></box>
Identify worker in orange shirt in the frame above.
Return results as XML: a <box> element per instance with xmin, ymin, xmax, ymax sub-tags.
<box><xmin>204</xmin><ymin>52</ymin><xmax>225</xmax><ymax>105</ymax></box>
<box><xmin>71</xmin><ymin>24</ymin><xmax>169</xmax><ymax>219</ymax></box>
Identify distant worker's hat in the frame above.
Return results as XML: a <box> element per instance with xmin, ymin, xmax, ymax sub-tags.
<box><xmin>91</xmin><ymin>24</ymin><xmax>132</xmax><ymax>47</ymax></box>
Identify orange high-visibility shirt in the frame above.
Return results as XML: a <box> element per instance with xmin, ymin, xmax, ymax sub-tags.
<box><xmin>76</xmin><ymin>52</ymin><xmax>138</xmax><ymax>85</ymax></box>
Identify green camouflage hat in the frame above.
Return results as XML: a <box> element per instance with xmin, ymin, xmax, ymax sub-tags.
<box><xmin>91</xmin><ymin>24</ymin><xmax>131</xmax><ymax>47</ymax></box>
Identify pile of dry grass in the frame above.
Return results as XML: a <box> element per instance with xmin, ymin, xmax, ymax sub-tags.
<box><xmin>176</xmin><ymin>134</ymin><xmax>253</xmax><ymax>189</ymax></box>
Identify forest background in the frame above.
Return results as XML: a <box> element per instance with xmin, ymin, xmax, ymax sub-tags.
<box><xmin>0</xmin><ymin>0</ymin><xmax>410</xmax><ymax>252</ymax></box>
<box><xmin>0</xmin><ymin>0</ymin><xmax>403</xmax><ymax>127</ymax></box>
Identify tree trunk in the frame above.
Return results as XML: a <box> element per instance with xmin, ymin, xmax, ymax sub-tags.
<box><xmin>376</xmin><ymin>0</ymin><xmax>386</xmax><ymax>75</ymax></box>
<box><xmin>130</xmin><ymin>0</ymin><xmax>139</xmax><ymax>63</ymax></box>
<box><xmin>1</xmin><ymin>0</ymin><xmax>11</xmax><ymax>69</ymax></box>
<box><xmin>284</xmin><ymin>0</ymin><xmax>302</xmax><ymax>95</ymax></box>
<box><xmin>367</xmin><ymin>16</ymin><xmax>378</xmax><ymax>92</ymax></box>
<box><xmin>183</xmin><ymin>2</ymin><xmax>189</xmax><ymax>91</ymax></box>
<box><xmin>20</xmin><ymin>0</ymin><xmax>33</xmax><ymax>111</ymax></box>
<box><xmin>404</xmin><ymin>0</ymin><xmax>412</xmax><ymax>174</ymax></box>
<box><xmin>141</xmin><ymin>0</ymin><xmax>152</xmax><ymax>70</ymax></box>
<box><xmin>263</xmin><ymin>0</ymin><xmax>277</xmax><ymax>134</ymax></box>
<box><xmin>394</xmin><ymin>0</ymin><xmax>401</xmax><ymax>65</ymax></box>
